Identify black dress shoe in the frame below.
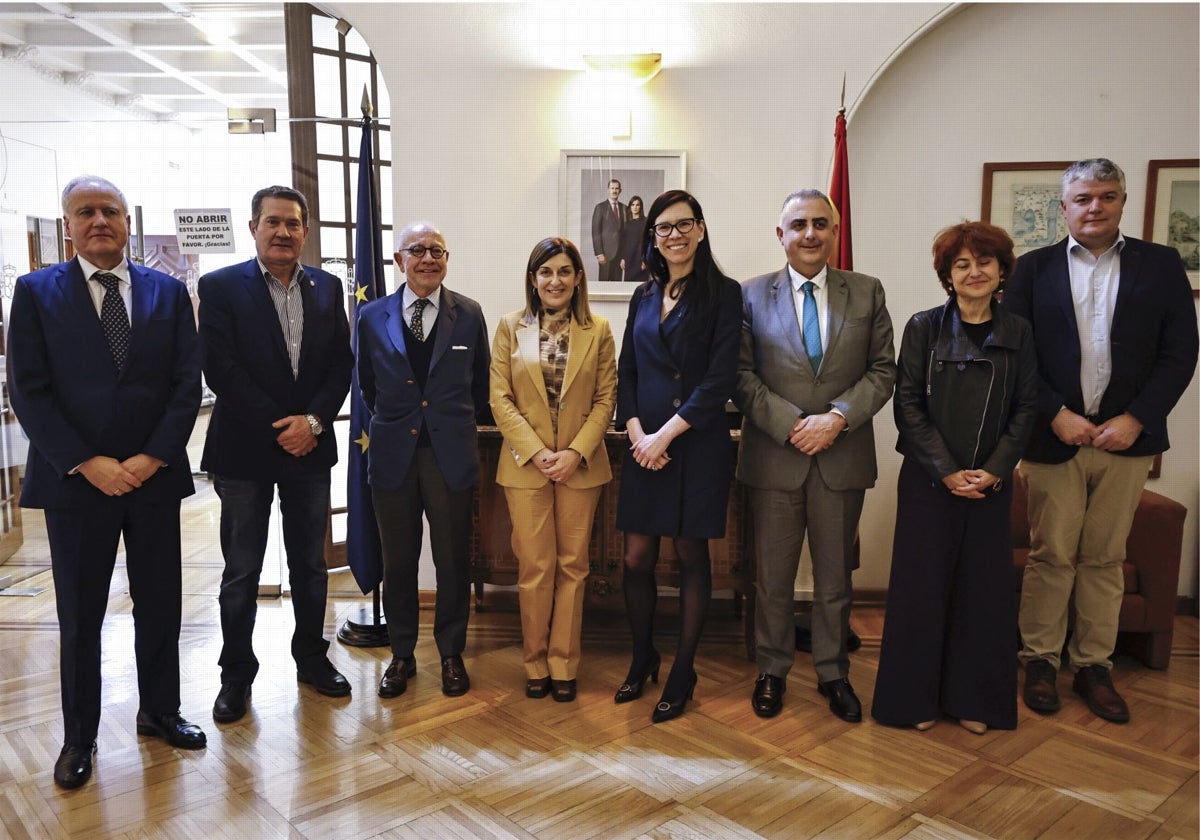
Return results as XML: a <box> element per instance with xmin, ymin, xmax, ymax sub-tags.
<box><xmin>1023</xmin><ymin>659</ymin><xmax>1060</xmax><ymax>714</ymax></box>
<box><xmin>297</xmin><ymin>662</ymin><xmax>352</xmax><ymax>697</ymax></box>
<box><xmin>795</xmin><ymin>624</ymin><xmax>862</xmax><ymax>653</ymax></box>
<box><xmin>526</xmin><ymin>677</ymin><xmax>552</xmax><ymax>699</ymax></box>
<box><xmin>136</xmin><ymin>711</ymin><xmax>208</xmax><ymax>749</ymax></box>
<box><xmin>378</xmin><ymin>658</ymin><xmax>417</xmax><ymax>699</ymax></box>
<box><xmin>441</xmin><ymin>655</ymin><xmax>470</xmax><ymax>697</ymax></box>
<box><xmin>818</xmin><ymin>678</ymin><xmax>863</xmax><ymax>723</ymax></box>
<box><xmin>614</xmin><ymin>650</ymin><xmax>661</xmax><ymax>704</ymax></box>
<box><xmin>751</xmin><ymin>673</ymin><xmax>786</xmax><ymax>718</ymax></box>
<box><xmin>651</xmin><ymin>671</ymin><xmax>697</xmax><ymax>724</ymax></box>
<box><xmin>53</xmin><ymin>743</ymin><xmax>95</xmax><ymax>789</ymax></box>
<box><xmin>213</xmin><ymin>682</ymin><xmax>251</xmax><ymax>723</ymax></box>
<box><xmin>551</xmin><ymin>679</ymin><xmax>577</xmax><ymax>703</ymax></box>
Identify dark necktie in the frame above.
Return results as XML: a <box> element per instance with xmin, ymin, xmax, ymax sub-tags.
<box><xmin>802</xmin><ymin>281</ymin><xmax>822</xmax><ymax>373</ymax></box>
<box><xmin>410</xmin><ymin>298</ymin><xmax>429</xmax><ymax>342</ymax></box>
<box><xmin>612</xmin><ymin>202</ymin><xmax>620</xmax><ymax>223</ymax></box>
<box><xmin>95</xmin><ymin>271</ymin><xmax>130</xmax><ymax>372</ymax></box>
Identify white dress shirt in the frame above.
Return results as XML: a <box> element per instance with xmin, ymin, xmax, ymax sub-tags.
<box><xmin>79</xmin><ymin>256</ymin><xmax>132</xmax><ymax>323</ymax></box>
<box><xmin>402</xmin><ymin>283</ymin><xmax>442</xmax><ymax>337</ymax></box>
<box><xmin>788</xmin><ymin>263</ymin><xmax>830</xmax><ymax>355</ymax></box>
<box><xmin>1067</xmin><ymin>233</ymin><xmax>1123</xmax><ymax>415</ymax></box>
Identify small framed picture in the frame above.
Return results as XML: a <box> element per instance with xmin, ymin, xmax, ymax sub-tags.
<box><xmin>981</xmin><ymin>161</ymin><xmax>1074</xmax><ymax>256</ymax></box>
<box><xmin>560</xmin><ymin>150</ymin><xmax>686</xmax><ymax>300</ymax></box>
<box><xmin>1143</xmin><ymin>158</ymin><xmax>1199</xmax><ymax>297</ymax></box>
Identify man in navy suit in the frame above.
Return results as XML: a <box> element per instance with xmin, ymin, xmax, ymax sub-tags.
<box><xmin>1005</xmin><ymin>158</ymin><xmax>1198</xmax><ymax>723</ymax></box>
<box><xmin>199</xmin><ymin>186</ymin><xmax>353</xmax><ymax>723</ymax></box>
<box><xmin>591</xmin><ymin>179</ymin><xmax>629</xmax><ymax>283</ymax></box>
<box><xmin>356</xmin><ymin>222</ymin><xmax>491</xmax><ymax>699</ymax></box>
<box><xmin>7</xmin><ymin>175</ymin><xmax>206</xmax><ymax>789</ymax></box>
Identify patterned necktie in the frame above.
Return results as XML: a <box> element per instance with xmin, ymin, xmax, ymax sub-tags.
<box><xmin>410</xmin><ymin>297</ymin><xmax>429</xmax><ymax>342</ymax></box>
<box><xmin>95</xmin><ymin>271</ymin><xmax>130</xmax><ymax>373</ymax></box>
<box><xmin>801</xmin><ymin>281</ymin><xmax>822</xmax><ymax>373</ymax></box>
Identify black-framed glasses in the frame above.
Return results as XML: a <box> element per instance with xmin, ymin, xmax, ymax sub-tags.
<box><xmin>399</xmin><ymin>245</ymin><xmax>448</xmax><ymax>259</ymax></box>
<box><xmin>652</xmin><ymin>218</ymin><xmax>700</xmax><ymax>237</ymax></box>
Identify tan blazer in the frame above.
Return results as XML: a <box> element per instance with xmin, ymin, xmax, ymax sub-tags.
<box><xmin>489</xmin><ymin>310</ymin><xmax>617</xmax><ymax>490</ymax></box>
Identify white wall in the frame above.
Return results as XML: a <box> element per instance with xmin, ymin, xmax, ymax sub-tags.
<box><xmin>340</xmin><ymin>1</ymin><xmax>1198</xmax><ymax>596</ymax></box>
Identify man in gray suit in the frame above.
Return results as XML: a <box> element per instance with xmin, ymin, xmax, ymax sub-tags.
<box><xmin>734</xmin><ymin>189</ymin><xmax>895</xmax><ymax>722</ymax></box>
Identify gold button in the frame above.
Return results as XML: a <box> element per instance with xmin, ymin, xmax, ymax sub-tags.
<box><xmin>409</xmin><ymin>428</ymin><xmax>419</xmax><ymax>436</ymax></box>
<box><xmin>421</xmin><ymin>400</ymin><xmax>429</xmax><ymax>407</ymax></box>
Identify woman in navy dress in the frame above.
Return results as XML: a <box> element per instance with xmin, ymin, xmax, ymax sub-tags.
<box><xmin>613</xmin><ymin>189</ymin><xmax>742</xmax><ymax>723</ymax></box>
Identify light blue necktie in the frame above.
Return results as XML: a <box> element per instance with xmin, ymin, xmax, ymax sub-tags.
<box><xmin>801</xmin><ymin>281</ymin><xmax>822</xmax><ymax>372</ymax></box>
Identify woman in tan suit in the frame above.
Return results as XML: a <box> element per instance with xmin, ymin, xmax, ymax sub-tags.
<box><xmin>490</xmin><ymin>237</ymin><xmax>617</xmax><ymax>702</ymax></box>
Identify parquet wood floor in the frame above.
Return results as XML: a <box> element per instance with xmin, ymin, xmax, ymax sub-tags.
<box><xmin>0</xmin><ymin>484</ymin><xmax>1196</xmax><ymax>839</ymax></box>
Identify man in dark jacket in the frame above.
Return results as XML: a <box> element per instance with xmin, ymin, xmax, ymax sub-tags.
<box><xmin>199</xmin><ymin>186</ymin><xmax>353</xmax><ymax>723</ymax></box>
<box><xmin>1004</xmin><ymin>158</ymin><xmax>1198</xmax><ymax>723</ymax></box>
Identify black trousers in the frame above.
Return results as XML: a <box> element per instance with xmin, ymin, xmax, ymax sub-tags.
<box><xmin>46</xmin><ymin>498</ymin><xmax>183</xmax><ymax>747</ymax></box>
<box><xmin>373</xmin><ymin>448</ymin><xmax>472</xmax><ymax>660</ymax></box>
<box><xmin>871</xmin><ymin>458</ymin><xmax>1018</xmax><ymax>730</ymax></box>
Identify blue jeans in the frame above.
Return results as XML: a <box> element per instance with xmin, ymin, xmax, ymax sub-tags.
<box><xmin>214</xmin><ymin>474</ymin><xmax>332</xmax><ymax>683</ymax></box>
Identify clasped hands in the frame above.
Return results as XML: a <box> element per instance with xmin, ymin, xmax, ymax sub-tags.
<box><xmin>274</xmin><ymin>414</ymin><xmax>318</xmax><ymax>457</ymax></box>
<box><xmin>1051</xmin><ymin>408</ymin><xmax>1142</xmax><ymax>452</ymax></box>
<box><xmin>789</xmin><ymin>411</ymin><xmax>846</xmax><ymax>456</ymax></box>
<box><xmin>941</xmin><ymin>469</ymin><xmax>1000</xmax><ymax>499</ymax></box>
<box><xmin>79</xmin><ymin>453</ymin><xmax>164</xmax><ymax>497</ymax></box>
<box><xmin>533</xmin><ymin>447</ymin><xmax>582</xmax><ymax>483</ymax></box>
<box><xmin>628</xmin><ymin>428</ymin><xmax>671</xmax><ymax>472</ymax></box>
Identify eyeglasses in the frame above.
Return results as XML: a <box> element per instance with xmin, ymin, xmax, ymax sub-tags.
<box><xmin>652</xmin><ymin>218</ymin><xmax>700</xmax><ymax>237</ymax></box>
<box><xmin>399</xmin><ymin>245</ymin><xmax>447</xmax><ymax>260</ymax></box>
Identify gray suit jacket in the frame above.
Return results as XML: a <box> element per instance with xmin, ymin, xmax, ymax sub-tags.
<box><xmin>734</xmin><ymin>265</ymin><xmax>896</xmax><ymax>491</ymax></box>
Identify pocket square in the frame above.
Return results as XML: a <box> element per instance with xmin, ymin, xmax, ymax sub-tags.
<box><xmin>452</xmin><ymin>345</ymin><xmax>469</xmax><ymax>350</ymax></box>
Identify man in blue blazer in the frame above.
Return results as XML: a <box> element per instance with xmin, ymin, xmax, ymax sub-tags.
<box><xmin>199</xmin><ymin>186</ymin><xmax>353</xmax><ymax>723</ymax></box>
<box><xmin>734</xmin><ymin>189</ymin><xmax>896</xmax><ymax>723</ymax></box>
<box><xmin>7</xmin><ymin>175</ymin><xmax>205</xmax><ymax>789</ymax></box>
<box><xmin>1005</xmin><ymin>159</ymin><xmax>1198</xmax><ymax>723</ymax></box>
<box><xmin>356</xmin><ymin>222</ymin><xmax>491</xmax><ymax>699</ymax></box>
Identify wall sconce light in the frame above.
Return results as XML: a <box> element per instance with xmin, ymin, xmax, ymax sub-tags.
<box><xmin>227</xmin><ymin>107</ymin><xmax>277</xmax><ymax>134</ymax></box>
<box><xmin>582</xmin><ymin>53</ymin><xmax>662</xmax><ymax>85</ymax></box>
<box><xmin>335</xmin><ymin>18</ymin><xmax>353</xmax><ymax>36</ymax></box>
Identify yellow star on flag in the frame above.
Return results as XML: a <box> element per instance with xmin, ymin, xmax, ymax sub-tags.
<box><xmin>355</xmin><ymin>431</ymin><xmax>369</xmax><ymax>452</ymax></box>
<box><xmin>355</xmin><ymin>284</ymin><xmax>369</xmax><ymax>304</ymax></box>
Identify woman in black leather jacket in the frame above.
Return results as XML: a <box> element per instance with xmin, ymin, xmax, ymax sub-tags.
<box><xmin>872</xmin><ymin>221</ymin><xmax>1037</xmax><ymax>735</ymax></box>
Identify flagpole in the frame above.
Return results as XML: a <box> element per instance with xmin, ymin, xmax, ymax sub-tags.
<box><xmin>338</xmin><ymin>86</ymin><xmax>390</xmax><ymax>647</ymax></box>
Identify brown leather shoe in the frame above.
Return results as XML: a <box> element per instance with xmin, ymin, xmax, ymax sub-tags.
<box><xmin>378</xmin><ymin>657</ymin><xmax>417</xmax><ymax>698</ymax></box>
<box><xmin>1072</xmin><ymin>665</ymin><xmax>1130</xmax><ymax>723</ymax></box>
<box><xmin>1022</xmin><ymin>659</ymin><xmax>1060</xmax><ymax>714</ymax></box>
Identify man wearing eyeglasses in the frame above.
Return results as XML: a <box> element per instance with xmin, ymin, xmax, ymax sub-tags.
<box><xmin>199</xmin><ymin>185</ymin><xmax>354</xmax><ymax>724</ymax></box>
<box><xmin>733</xmin><ymin>189</ymin><xmax>895</xmax><ymax>723</ymax></box>
<box><xmin>356</xmin><ymin>222</ymin><xmax>492</xmax><ymax>700</ymax></box>
<box><xmin>591</xmin><ymin>179</ymin><xmax>629</xmax><ymax>283</ymax></box>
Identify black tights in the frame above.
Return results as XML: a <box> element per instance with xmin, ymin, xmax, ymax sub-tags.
<box><xmin>622</xmin><ymin>533</ymin><xmax>712</xmax><ymax>699</ymax></box>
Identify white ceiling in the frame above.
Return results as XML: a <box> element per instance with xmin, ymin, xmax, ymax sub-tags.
<box><xmin>0</xmin><ymin>2</ymin><xmax>287</xmax><ymax>127</ymax></box>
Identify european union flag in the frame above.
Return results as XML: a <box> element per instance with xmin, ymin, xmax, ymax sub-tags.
<box><xmin>346</xmin><ymin>108</ymin><xmax>387</xmax><ymax>594</ymax></box>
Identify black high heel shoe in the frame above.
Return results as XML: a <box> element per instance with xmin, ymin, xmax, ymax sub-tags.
<box><xmin>651</xmin><ymin>670</ymin><xmax>697</xmax><ymax>723</ymax></box>
<box><xmin>614</xmin><ymin>650</ymin><xmax>661</xmax><ymax>704</ymax></box>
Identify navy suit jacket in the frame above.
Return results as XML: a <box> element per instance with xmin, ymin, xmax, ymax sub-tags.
<box><xmin>356</xmin><ymin>285</ymin><xmax>491</xmax><ymax>493</ymax></box>
<box><xmin>1002</xmin><ymin>236</ymin><xmax>1198</xmax><ymax>463</ymax></box>
<box><xmin>7</xmin><ymin>258</ymin><xmax>201</xmax><ymax>509</ymax></box>
<box><xmin>198</xmin><ymin>258</ymin><xmax>353</xmax><ymax>480</ymax></box>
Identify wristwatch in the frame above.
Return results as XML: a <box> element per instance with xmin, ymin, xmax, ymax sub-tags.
<box><xmin>305</xmin><ymin>413</ymin><xmax>324</xmax><ymax>436</ymax></box>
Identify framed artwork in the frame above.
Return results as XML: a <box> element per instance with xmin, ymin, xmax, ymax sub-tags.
<box><xmin>560</xmin><ymin>149</ymin><xmax>686</xmax><ymax>301</ymax></box>
<box><xmin>1143</xmin><ymin>158</ymin><xmax>1200</xmax><ymax>297</ymax></box>
<box><xmin>981</xmin><ymin>161</ymin><xmax>1073</xmax><ymax>256</ymax></box>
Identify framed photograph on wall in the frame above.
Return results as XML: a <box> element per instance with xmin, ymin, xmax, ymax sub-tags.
<box><xmin>561</xmin><ymin>150</ymin><xmax>686</xmax><ymax>301</ymax></box>
<box><xmin>1143</xmin><ymin>158</ymin><xmax>1199</xmax><ymax>297</ymax></box>
<box><xmin>981</xmin><ymin>161</ymin><xmax>1073</xmax><ymax>256</ymax></box>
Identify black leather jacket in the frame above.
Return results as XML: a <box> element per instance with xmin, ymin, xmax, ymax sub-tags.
<box><xmin>894</xmin><ymin>298</ymin><xmax>1038</xmax><ymax>483</ymax></box>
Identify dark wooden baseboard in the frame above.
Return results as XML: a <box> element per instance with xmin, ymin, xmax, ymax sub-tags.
<box><xmin>1178</xmin><ymin>596</ymin><xmax>1198</xmax><ymax>617</ymax></box>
